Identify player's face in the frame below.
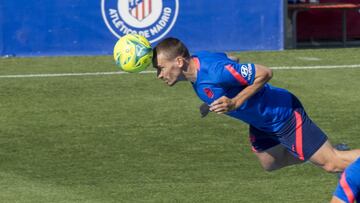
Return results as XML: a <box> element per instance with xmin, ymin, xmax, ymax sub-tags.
<box><xmin>156</xmin><ymin>53</ymin><xmax>185</xmax><ymax>86</ymax></box>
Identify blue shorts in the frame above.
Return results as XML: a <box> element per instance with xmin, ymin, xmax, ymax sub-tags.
<box><xmin>249</xmin><ymin>101</ymin><xmax>328</xmax><ymax>161</ymax></box>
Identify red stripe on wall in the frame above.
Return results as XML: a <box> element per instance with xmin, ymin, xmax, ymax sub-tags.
<box><xmin>142</xmin><ymin>1</ymin><xmax>145</xmax><ymax>19</ymax></box>
<box><xmin>340</xmin><ymin>172</ymin><xmax>355</xmax><ymax>203</ymax></box>
<box><xmin>149</xmin><ymin>0</ymin><xmax>152</xmax><ymax>13</ymax></box>
<box><xmin>136</xmin><ymin>6</ymin><xmax>138</xmax><ymax>19</ymax></box>
<box><xmin>224</xmin><ymin>65</ymin><xmax>248</xmax><ymax>85</ymax></box>
<box><xmin>294</xmin><ymin>111</ymin><xmax>305</xmax><ymax>161</ymax></box>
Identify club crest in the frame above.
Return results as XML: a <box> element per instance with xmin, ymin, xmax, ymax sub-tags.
<box><xmin>204</xmin><ymin>88</ymin><xmax>214</xmax><ymax>99</ymax></box>
<box><xmin>101</xmin><ymin>0</ymin><xmax>179</xmax><ymax>43</ymax></box>
<box><xmin>128</xmin><ymin>0</ymin><xmax>152</xmax><ymax>21</ymax></box>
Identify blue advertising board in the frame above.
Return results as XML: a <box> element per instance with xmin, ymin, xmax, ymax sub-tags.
<box><xmin>0</xmin><ymin>0</ymin><xmax>284</xmax><ymax>57</ymax></box>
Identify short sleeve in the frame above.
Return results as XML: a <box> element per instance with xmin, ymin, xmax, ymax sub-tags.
<box><xmin>217</xmin><ymin>62</ymin><xmax>256</xmax><ymax>87</ymax></box>
<box><xmin>333</xmin><ymin>167</ymin><xmax>360</xmax><ymax>203</ymax></box>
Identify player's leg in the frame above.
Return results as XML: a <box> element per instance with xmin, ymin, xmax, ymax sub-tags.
<box><xmin>289</xmin><ymin>106</ymin><xmax>360</xmax><ymax>172</ymax></box>
<box><xmin>287</xmin><ymin>95</ymin><xmax>360</xmax><ymax>172</ymax></box>
<box><xmin>309</xmin><ymin>140</ymin><xmax>360</xmax><ymax>173</ymax></box>
<box><xmin>249</xmin><ymin>126</ymin><xmax>304</xmax><ymax>171</ymax></box>
<box><xmin>253</xmin><ymin>144</ymin><xmax>304</xmax><ymax>171</ymax></box>
<box><xmin>251</xmin><ymin>104</ymin><xmax>327</xmax><ymax>171</ymax></box>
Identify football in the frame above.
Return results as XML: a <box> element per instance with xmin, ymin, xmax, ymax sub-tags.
<box><xmin>113</xmin><ymin>34</ymin><xmax>153</xmax><ymax>73</ymax></box>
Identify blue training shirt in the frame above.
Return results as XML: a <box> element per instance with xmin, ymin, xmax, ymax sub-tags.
<box><xmin>191</xmin><ymin>51</ymin><xmax>296</xmax><ymax>132</ymax></box>
<box><xmin>334</xmin><ymin>158</ymin><xmax>360</xmax><ymax>203</ymax></box>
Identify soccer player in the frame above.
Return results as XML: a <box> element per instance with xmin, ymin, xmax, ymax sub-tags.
<box><xmin>152</xmin><ymin>37</ymin><xmax>360</xmax><ymax>173</ymax></box>
<box><xmin>331</xmin><ymin>158</ymin><xmax>360</xmax><ymax>203</ymax></box>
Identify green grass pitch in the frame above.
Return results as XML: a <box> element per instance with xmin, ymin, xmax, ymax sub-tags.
<box><xmin>0</xmin><ymin>48</ymin><xmax>360</xmax><ymax>202</ymax></box>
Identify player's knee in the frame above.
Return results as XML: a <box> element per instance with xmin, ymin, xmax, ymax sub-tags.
<box><xmin>260</xmin><ymin>163</ymin><xmax>279</xmax><ymax>172</ymax></box>
<box><xmin>263</xmin><ymin>166</ymin><xmax>277</xmax><ymax>172</ymax></box>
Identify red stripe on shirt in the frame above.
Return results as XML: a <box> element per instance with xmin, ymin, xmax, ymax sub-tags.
<box><xmin>225</xmin><ymin>65</ymin><xmax>248</xmax><ymax>85</ymax></box>
<box><xmin>294</xmin><ymin>111</ymin><xmax>304</xmax><ymax>160</ymax></box>
<box><xmin>193</xmin><ymin>57</ymin><xmax>200</xmax><ymax>70</ymax></box>
<box><xmin>340</xmin><ymin>172</ymin><xmax>355</xmax><ymax>203</ymax></box>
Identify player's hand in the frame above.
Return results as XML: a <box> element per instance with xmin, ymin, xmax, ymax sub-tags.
<box><xmin>209</xmin><ymin>96</ymin><xmax>236</xmax><ymax>114</ymax></box>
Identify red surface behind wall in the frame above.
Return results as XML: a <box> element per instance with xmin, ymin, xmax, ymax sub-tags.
<box><xmin>297</xmin><ymin>0</ymin><xmax>360</xmax><ymax>41</ymax></box>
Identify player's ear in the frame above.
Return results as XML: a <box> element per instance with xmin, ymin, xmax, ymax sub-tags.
<box><xmin>175</xmin><ymin>56</ymin><xmax>184</xmax><ymax>68</ymax></box>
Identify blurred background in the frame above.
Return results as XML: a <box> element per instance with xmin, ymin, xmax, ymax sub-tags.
<box><xmin>1</xmin><ymin>0</ymin><xmax>359</xmax><ymax>57</ymax></box>
<box><xmin>0</xmin><ymin>1</ymin><xmax>359</xmax><ymax>202</ymax></box>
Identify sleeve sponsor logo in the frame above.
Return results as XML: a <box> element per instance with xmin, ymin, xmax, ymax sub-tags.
<box><xmin>240</xmin><ymin>64</ymin><xmax>253</xmax><ymax>81</ymax></box>
<box><xmin>240</xmin><ymin>65</ymin><xmax>248</xmax><ymax>78</ymax></box>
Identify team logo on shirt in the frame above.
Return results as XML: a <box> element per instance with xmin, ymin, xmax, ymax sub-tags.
<box><xmin>101</xmin><ymin>0</ymin><xmax>179</xmax><ymax>43</ymax></box>
<box><xmin>204</xmin><ymin>88</ymin><xmax>214</xmax><ymax>99</ymax></box>
<box><xmin>240</xmin><ymin>64</ymin><xmax>253</xmax><ymax>81</ymax></box>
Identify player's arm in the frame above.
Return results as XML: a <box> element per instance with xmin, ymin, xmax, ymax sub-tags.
<box><xmin>209</xmin><ymin>64</ymin><xmax>272</xmax><ymax>114</ymax></box>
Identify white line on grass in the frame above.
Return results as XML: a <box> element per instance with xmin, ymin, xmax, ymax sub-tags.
<box><xmin>0</xmin><ymin>64</ymin><xmax>360</xmax><ymax>78</ymax></box>
<box><xmin>0</xmin><ymin>71</ymin><xmax>155</xmax><ymax>78</ymax></box>
<box><xmin>271</xmin><ymin>64</ymin><xmax>360</xmax><ymax>70</ymax></box>
<box><xmin>296</xmin><ymin>57</ymin><xmax>321</xmax><ymax>61</ymax></box>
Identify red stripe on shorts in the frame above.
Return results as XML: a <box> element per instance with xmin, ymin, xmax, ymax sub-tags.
<box><xmin>294</xmin><ymin>111</ymin><xmax>304</xmax><ymax>160</ymax></box>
